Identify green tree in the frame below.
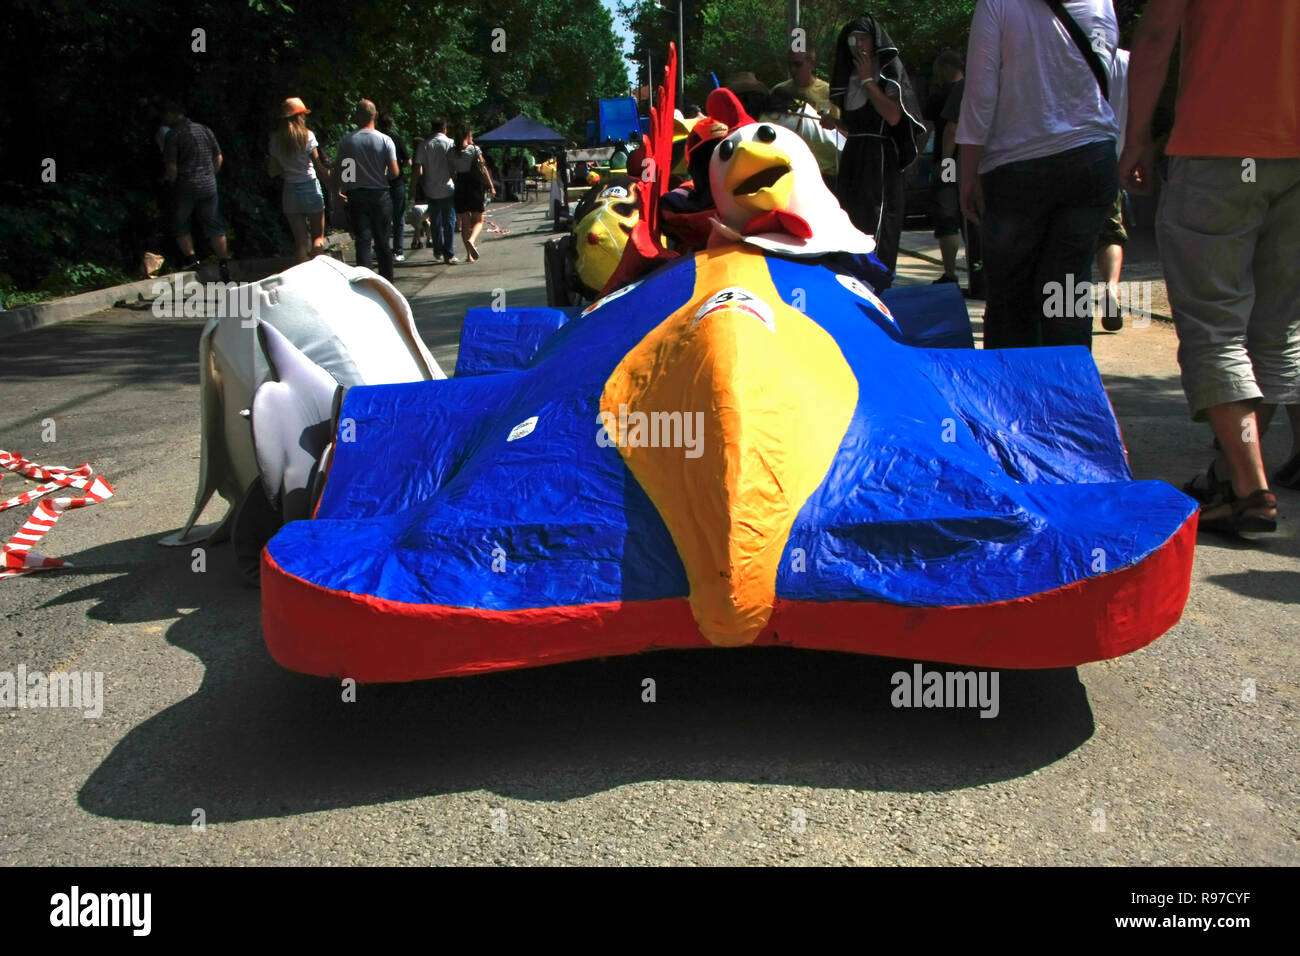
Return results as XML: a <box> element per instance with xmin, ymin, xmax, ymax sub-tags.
<box><xmin>618</xmin><ymin>0</ymin><xmax>979</xmax><ymax>105</ymax></box>
<box><xmin>0</xmin><ymin>0</ymin><xmax>629</xmax><ymax>291</ymax></box>
<box><xmin>469</xmin><ymin>0</ymin><xmax>628</xmax><ymax>136</ymax></box>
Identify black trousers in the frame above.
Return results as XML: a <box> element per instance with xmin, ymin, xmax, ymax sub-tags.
<box><xmin>345</xmin><ymin>187</ymin><xmax>394</xmax><ymax>281</ymax></box>
<box><xmin>979</xmin><ymin>141</ymin><xmax>1118</xmax><ymax>350</ymax></box>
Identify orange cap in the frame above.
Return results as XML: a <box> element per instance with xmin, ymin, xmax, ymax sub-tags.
<box><xmin>280</xmin><ymin>97</ymin><xmax>310</xmax><ymax>118</ymax></box>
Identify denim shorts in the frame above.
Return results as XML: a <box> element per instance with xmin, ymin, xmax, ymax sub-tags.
<box><xmin>283</xmin><ymin>179</ymin><xmax>325</xmax><ymax>216</ymax></box>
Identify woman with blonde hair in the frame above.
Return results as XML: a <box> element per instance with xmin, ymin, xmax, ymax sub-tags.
<box><xmin>450</xmin><ymin>124</ymin><xmax>496</xmax><ymax>261</ymax></box>
<box><xmin>267</xmin><ymin>97</ymin><xmax>330</xmax><ymax>262</ymax></box>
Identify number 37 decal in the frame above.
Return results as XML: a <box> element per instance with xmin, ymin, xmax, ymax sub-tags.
<box><xmin>691</xmin><ymin>287</ymin><xmax>777</xmax><ymax>333</ymax></box>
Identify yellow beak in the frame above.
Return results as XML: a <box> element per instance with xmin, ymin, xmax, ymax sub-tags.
<box><xmin>724</xmin><ymin>141</ymin><xmax>795</xmax><ymax>216</ymax></box>
<box><xmin>601</xmin><ymin>248</ymin><xmax>858</xmax><ymax>646</ymax></box>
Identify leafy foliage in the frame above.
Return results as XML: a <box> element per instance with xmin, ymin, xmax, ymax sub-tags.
<box><xmin>0</xmin><ymin>0</ymin><xmax>1156</xmax><ymax>297</ymax></box>
<box><xmin>620</xmin><ymin>0</ymin><xmax>979</xmax><ymax>106</ymax></box>
<box><xmin>0</xmin><ymin>0</ymin><xmax>627</xmax><ymax>293</ymax></box>
<box><xmin>617</xmin><ymin>0</ymin><xmax>1149</xmax><ymax>108</ymax></box>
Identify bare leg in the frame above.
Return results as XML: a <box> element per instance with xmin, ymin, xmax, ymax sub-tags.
<box><xmin>461</xmin><ymin>213</ymin><xmax>478</xmax><ymax>259</ymax></box>
<box><xmin>287</xmin><ymin>214</ymin><xmax>310</xmax><ymax>262</ymax></box>
<box><xmin>210</xmin><ymin>234</ymin><xmax>230</xmax><ymax>260</ymax></box>
<box><xmin>1096</xmin><ymin>242</ymin><xmax>1123</xmax><ymax>287</ymax></box>
<box><xmin>1096</xmin><ymin>242</ymin><xmax>1123</xmax><ymax>328</ymax></box>
<box><xmin>469</xmin><ymin>212</ymin><xmax>485</xmax><ymax>247</ymax></box>
<box><xmin>177</xmin><ymin>234</ymin><xmax>196</xmax><ymax>260</ymax></box>
<box><xmin>1205</xmin><ymin>400</ymin><xmax>1273</xmax><ymax>501</ymax></box>
<box><xmin>309</xmin><ymin>211</ymin><xmax>326</xmax><ymax>255</ymax></box>
<box><xmin>938</xmin><ymin>233</ymin><xmax>960</xmax><ymax>279</ymax></box>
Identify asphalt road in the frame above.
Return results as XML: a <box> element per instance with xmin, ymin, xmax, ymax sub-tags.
<box><xmin>1</xmin><ymin>200</ymin><xmax>1295</xmax><ymax>865</ymax></box>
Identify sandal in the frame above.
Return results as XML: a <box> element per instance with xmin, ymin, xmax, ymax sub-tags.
<box><xmin>1198</xmin><ymin>488</ymin><xmax>1278</xmax><ymax>535</ymax></box>
<box><xmin>1274</xmin><ymin>451</ymin><xmax>1300</xmax><ymax>490</ymax></box>
<box><xmin>1183</xmin><ymin>460</ymin><xmax>1232</xmax><ymax>504</ymax></box>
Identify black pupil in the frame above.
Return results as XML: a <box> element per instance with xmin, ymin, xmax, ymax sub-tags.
<box><xmin>719</xmin><ymin>139</ymin><xmax>735</xmax><ymax>161</ymax></box>
<box><xmin>756</xmin><ymin>125</ymin><xmax>776</xmax><ymax>143</ymax></box>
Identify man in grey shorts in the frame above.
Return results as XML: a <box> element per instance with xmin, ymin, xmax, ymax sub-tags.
<box><xmin>1121</xmin><ymin>0</ymin><xmax>1300</xmax><ymax>534</ymax></box>
<box><xmin>334</xmin><ymin>99</ymin><xmax>399</xmax><ymax>281</ymax></box>
<box><xmin>162</xmin><ymin>101</ymin><xmax>233</xmax><ymax>279</ymax></box>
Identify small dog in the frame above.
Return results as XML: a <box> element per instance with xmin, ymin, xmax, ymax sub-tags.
<box><xmin>407</xmin><ymin>203</ymin><xmax>431</xmax><ymax>249</ymax></box>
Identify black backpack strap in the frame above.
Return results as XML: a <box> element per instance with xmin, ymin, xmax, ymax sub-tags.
<box><xmin>1041</xmin><ymin>0</ymin><xmax>1110</xmax><ymax>100</ymax></box>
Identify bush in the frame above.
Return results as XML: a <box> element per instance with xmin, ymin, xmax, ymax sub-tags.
<box><xmin>37</xmin><ymin>260</ymin><xmax>134</xmax><ymax>296</ymax></box>
<box><xmin>0</xmin><ymin>174</ymin><xmax>139</xmax><ymax>291</ymax></box>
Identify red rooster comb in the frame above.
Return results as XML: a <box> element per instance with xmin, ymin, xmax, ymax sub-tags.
<box><xmin>598</xmin><ymin>43</ymin><xmax>679</xmax><ymax>297</ymax></box>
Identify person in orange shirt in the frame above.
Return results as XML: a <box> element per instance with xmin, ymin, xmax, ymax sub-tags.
<box><xmin>1121</xmin><ymin>0</ymin><xmax>1300</xmax><ymax>535</ymax></box>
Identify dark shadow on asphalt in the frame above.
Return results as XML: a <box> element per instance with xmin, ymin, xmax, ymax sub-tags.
<box><xmin>0</xmin><ymin>314</ymin><xmax>202</xmax><ymax>388</ymax></box>
<box><xmin>64</xmin><ymin>530</ymin><xmax>1095</xmax><ymax>825</ymax></box>
<box><xmin>1205</xmin><ymin>569</ymin><xmax>1300</xmax><ymax>604</ymax></box>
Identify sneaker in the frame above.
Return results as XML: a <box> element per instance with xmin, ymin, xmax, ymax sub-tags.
<box><xmin>180</xmin><ymin>259</ymin><xmax>201</xmax><ymax>272</ymax></box>
<box><xmin>932</xmin><ymin>273</ymin><xmax>957</xmax><ymax>284</ymax></box>
<box><xmin>1101</xmin><ymin>291</ymin><xmax>1124</xmax><ymax>331</ymax></box>
<box><xmin>394</xmin><ymin>254</ymin><xmax>406</xmax><ymax>263</ymax></box>
<box><xmin>445</xmin><ymin>256</ymin><xmax>459</xmax><ymax>264</ymax></box>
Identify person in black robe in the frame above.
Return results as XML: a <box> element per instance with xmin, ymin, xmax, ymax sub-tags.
<box><xmin>824</xmin><ymin>14</ymin><xmax>925</xmax><ymax>278</ymax></box>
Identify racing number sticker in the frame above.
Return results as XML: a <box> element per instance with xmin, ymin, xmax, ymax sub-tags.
<box><xmin>691</xmin><ymin>287</ymin><xmax>776</xmax><ymax>333</ymax></box>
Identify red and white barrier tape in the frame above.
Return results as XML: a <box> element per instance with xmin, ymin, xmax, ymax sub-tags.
<box><xmin>0</xmin><ymin>449</ymin><xmax>115</xmax><ymax>579</ymax></box>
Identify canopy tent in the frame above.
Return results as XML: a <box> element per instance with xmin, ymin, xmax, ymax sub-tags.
<box><xmin>477</xmin><ymin>114</ymin><xmax>567</xmax><ymax>148</ymax></box>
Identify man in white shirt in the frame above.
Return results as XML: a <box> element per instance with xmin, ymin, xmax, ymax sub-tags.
<box><xmin>956</xmin><ymin>0</ymin><xmax>1120</xmax><ymax>350</ymax></box>
<box><xmin>415</xmin><ymin>118</ymin><xmax>458</xmax><ymax>263</ymax></box>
